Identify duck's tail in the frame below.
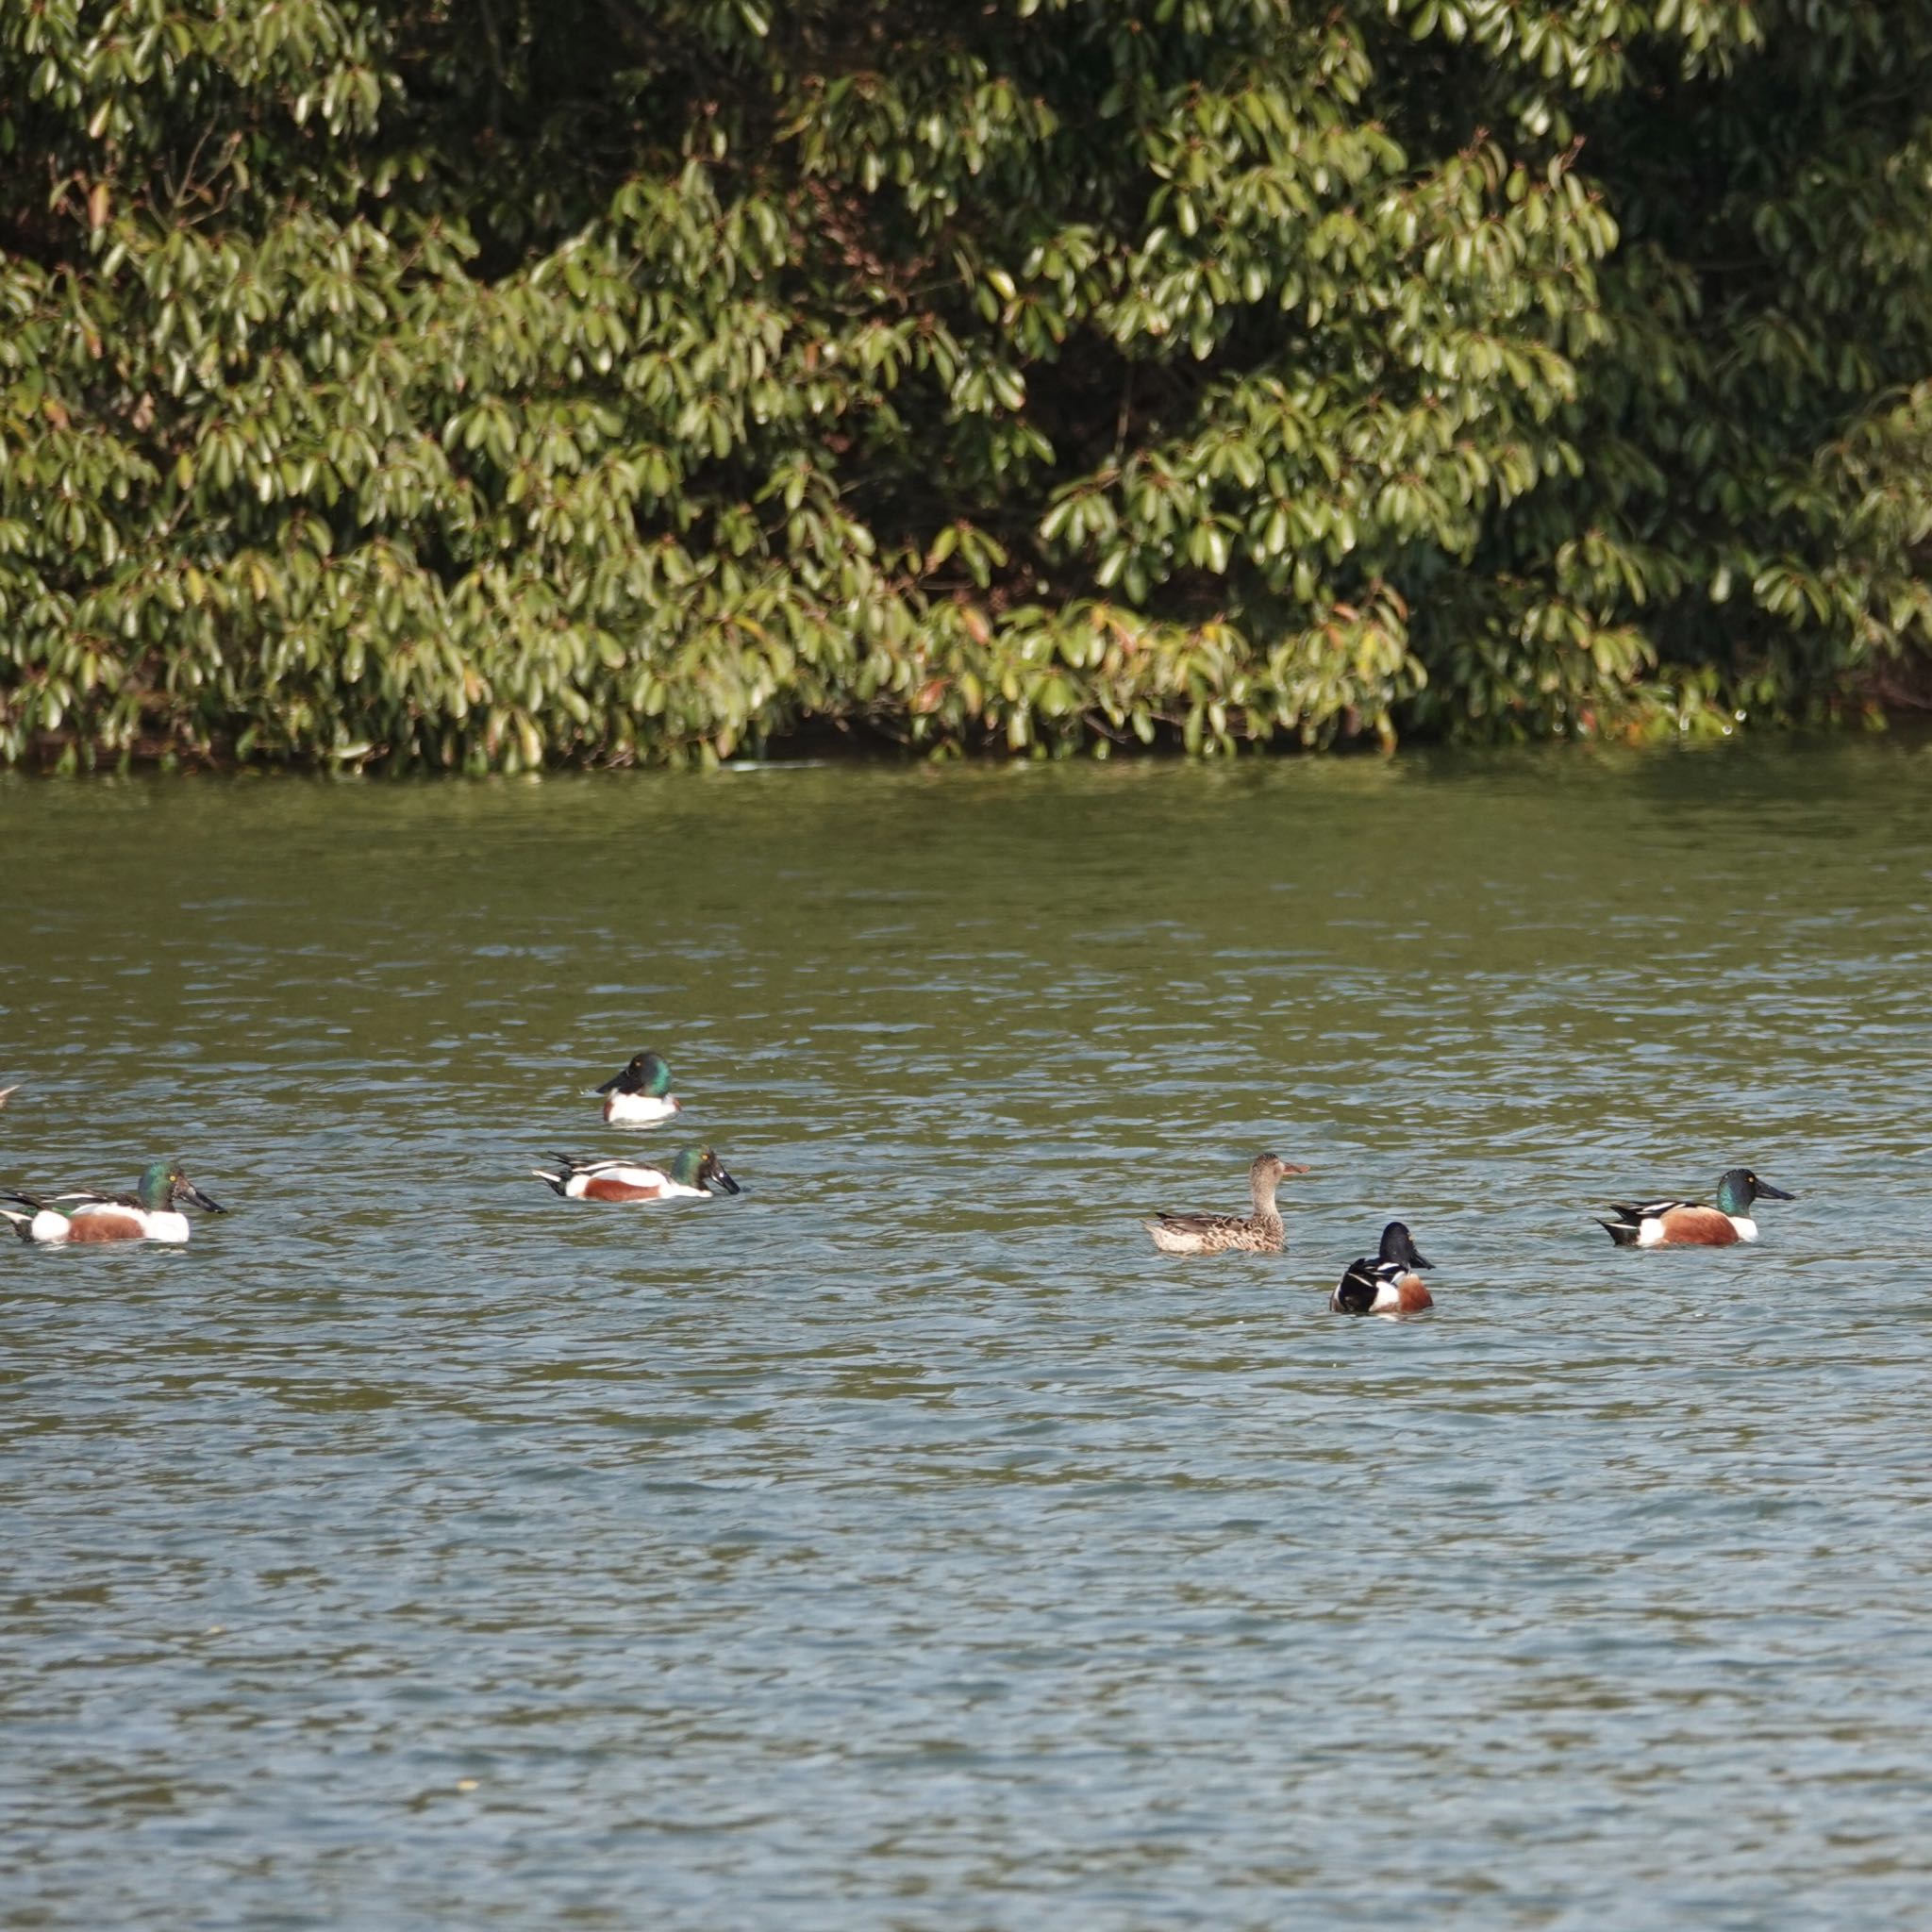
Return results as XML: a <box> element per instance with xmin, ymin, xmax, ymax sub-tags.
<box><xmin>1594</xmin><ymin>1215</ymin><xmax>1641</xmax><ymax>1247</ymax></box>
<box><xmin>530</xmin><ymin>1165</ymin><xmax>570</xmax><ymax>1197</ymax></box>
<box><xmin>0</xmin><ymin>1204</ymin><xmax>37</xmax><ymax>1241</ymax></box>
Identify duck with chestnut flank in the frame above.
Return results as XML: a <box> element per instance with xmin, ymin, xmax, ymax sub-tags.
<box><xmin>532</xmin><ymin>1146</ymin><xmax>740</xmax><ymax>1202</ymax></box>
<box><xmin>2</xmin><ymin>1161</ymin><xmax>227</xmax><ymax>1244</ymax></box>
<box><xmin>1330</xmin><ymin>1222</ymin><xmax>1434</xmax><ymax>1317</ymax></box>
<box><xmin>1595</xmin><ymin>1168</ymin><xmax>1793</xmax><ymax>1248</ymax></box>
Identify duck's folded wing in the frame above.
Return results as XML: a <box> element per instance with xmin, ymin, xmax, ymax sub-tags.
<box><xmin>1607</xmin><ymin>1197</ymin><xmax>1686</xmax><ymax>1222</ymax></box>
<box><xmin>1151</xmin><ymin>1210</ymin><xmax>1234</xmax><ymax>1234</ymax></box>
<box><xmin>577</xmin><ymin>1161</ymin><xmax>668</xmax><ymax>1189</ymax></box>
<box><xmin>1331</xmin><ymin>1257</ymin><xmax>1384</xmax><ymax>1313</ymax></box>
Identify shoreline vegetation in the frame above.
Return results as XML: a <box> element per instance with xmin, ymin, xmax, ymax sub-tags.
<box><xmin>5</xmin><ymin>2</ymin><xmax>1932</xmax><ymax>774</ymax></box>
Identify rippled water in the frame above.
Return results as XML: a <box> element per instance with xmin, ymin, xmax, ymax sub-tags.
<box><xmin>5</xmin><ymin>741</ymin><xmax>1932</xmax><ymax>1928</ymax></box>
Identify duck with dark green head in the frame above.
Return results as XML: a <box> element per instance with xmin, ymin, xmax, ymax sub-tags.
<box><xmin>532</xmin><ymin>1145</ymin><xmax>741</xmax><ymax>1202</ymax></box>
<box><xmin>1</xmin><ymin>1160</ymin><xmax>227</xmax><ymax>1244</ymax></box>
<box><xmin>1596</xmin><ymin>1167</ymin><xmax>1794</xmax><ymax>1248</ymax></box>
<box><xmin>595</xmin><ymin>1051</ymin><xmax>682</xmax><ymax>1126</ymax></box>
<box><xmin>1330</xmin><ymin>1222</ymin><xmax>1435</xmax><ymax>1317</ymax></box>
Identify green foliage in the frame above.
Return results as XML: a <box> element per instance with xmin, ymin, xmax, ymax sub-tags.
<box><xmin>3</xmin><ymin>0</ymin><xmax>1931</xmax><ymax>769</ymax></box>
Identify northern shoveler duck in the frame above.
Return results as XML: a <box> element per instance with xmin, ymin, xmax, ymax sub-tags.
<box><xmin>1330</xmin><ymin>1221</ymin><xmax>1435</xmax><ymax>1317</ymax></box>
<box><xmin>1142</xmin><ymin>1152</ymin><xmax>1311</xmax><ymax>1255</ymax></box>
<box><xmin>1596</xmin><ymin>1167</ymin><xmax>1794</xmax><ymax>1248</ymax></box>
<box><xmin>532</xmin><ymin>1146</ymin><xmax>741</xmax><ymax>1202</ymax></box>
<box><xmin>2</xmin><ymin>1161</ymin><xmax>227</xmax><ymax>1244</ymax></box>
<box><xmin>595</xmin><ymin>1051</ymin><xmax>682</xmax><ymax>1126</ymax></box>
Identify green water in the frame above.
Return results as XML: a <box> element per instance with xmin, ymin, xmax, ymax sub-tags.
<box><xmin>4</xmin><ymin>741</ymin><xmax>1931</xmax><ymax>1928</ymax></box>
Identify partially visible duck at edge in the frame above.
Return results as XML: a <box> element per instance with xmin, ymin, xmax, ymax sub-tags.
<box><xmin>1596</xmin><ymin>1167</ymin><xmax>1795</xmax><ymax>1248</ymax></box>
<box><xmin>2</xmin><ymin>1160</ymin><xmax>227</xmax><ymax>1244</ymax></box>
<box><xmin>1331</xmin><ymin>1221</ymin><xmax>1435</xmax><ymax>1317</ymax></box>
<box><xmin>532</xmin><ymin>1146</ymin><xmax>741</xmax><ymax>1202</ymax></box>
<box><xmin>1142</xmin><ymin>1152</ymin><xmax>1311</xmax><ymax>1256</ymax></box>
<box><xmin>595</xmin><ymin>1051</ymin><xmax>682</xmax><ymax>1126</ymax></box>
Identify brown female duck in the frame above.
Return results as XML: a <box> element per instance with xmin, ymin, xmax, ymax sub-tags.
<box><xmin>1141</xmin><ymin>1152</ymin><xmax>1310</xmax><ymax>1255</ymax></box>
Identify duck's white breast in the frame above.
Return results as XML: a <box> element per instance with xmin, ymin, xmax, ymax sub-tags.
<box><xmin>606</xmin><ymin>1092</ymin><xmax>678</xmax><ymax>1124</ymax></box>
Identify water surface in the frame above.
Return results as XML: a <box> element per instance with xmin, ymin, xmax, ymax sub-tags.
<box><xmin>4</xmin><ymin>742</ymin><xmax>1931</xmax><ymax>1928</ymax></box>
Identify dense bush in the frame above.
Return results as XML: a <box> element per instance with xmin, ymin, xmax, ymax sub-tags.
<box><xmin>3</xmin><ymin>0</ymin><xmax>1931</xmax><ymax>770</ymax></box>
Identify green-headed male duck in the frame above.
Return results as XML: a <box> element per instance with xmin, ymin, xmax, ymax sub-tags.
<box><xmin>2</xmin><ymin>1160</ymin><xmax>227</xmax><ymax>1244</ymax></box>
<box><xmin>595</xmin><ymin>1051</ymin><xmax>682</xmax><ymax>1127</ymax></box>
<box><xmin>1330</xmin><ymin>1221</ymin><xmax>1435</xmax><ymax>1317</ymax></box>
<box><xmin>1596</xmin><ymin>1167</ymin><xmax>1794</xmax><ymax>1248</ymax></box>
<box><xmin>532</xmin><ymin>1145</ymin><xmax>740</xmax><ymax>1202</ymax></box>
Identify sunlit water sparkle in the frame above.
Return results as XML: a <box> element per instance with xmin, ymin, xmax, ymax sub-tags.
<box><xmin>4</xmin><ymin>741</ymin><xmax>1931</xmax><ymax>1928</ymax></box>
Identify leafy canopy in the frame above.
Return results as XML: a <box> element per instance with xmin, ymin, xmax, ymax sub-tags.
<box><xmin>3</xmin><ymin>0</ymin><xmax>1930</xmax><ymax>769</ymax></box>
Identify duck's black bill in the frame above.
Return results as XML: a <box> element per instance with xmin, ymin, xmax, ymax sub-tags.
<box><xmin>185</xmin><ymin>1183</ymin><xmax>227</xmax><ymax>1214</ymax></box>
<box><xmin>593</xmin><ymin>1071</ymin><xmax>625</xmax><ymax>1093</ymax></box>
<box><xmin>1409</xmin><ymin>1246</ymin><xmax>1435</xmax><ymax>1271</ymax></box>
<box><xmin>1757</xmin><ymin>1182</ymin><xmax>1794</xmax><ymax>1201</ymax></box>
<box><xmin>709</xmin><ymin>1169</ymin><xmax>742</xmax><ymax>1196</ymax></box>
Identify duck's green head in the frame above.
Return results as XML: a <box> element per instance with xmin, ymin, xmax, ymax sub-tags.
<box><xmin>139</xmin><ymin>1161</ymin><xmax>226</xmax><ymax>1214</ymax></box>
<box><xmin>599</xmin><ymin>1050</ymin><xmax>674</xmax><ymax>1099</ymax></box>
<box><xmin>1715</xmin><ymin>1167</ymin><xmax>1793</xmax><ymax>1215</ymax></box>
<box><xmin>671</xmin><ymin>1145</ymin><xmax>741</xmax><ymax>1195</ymax></box>
<box><xmin>1378</xmin><ymin>1221</ymin><xmax>1433</xmax><ymax>1272</ymax></box>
